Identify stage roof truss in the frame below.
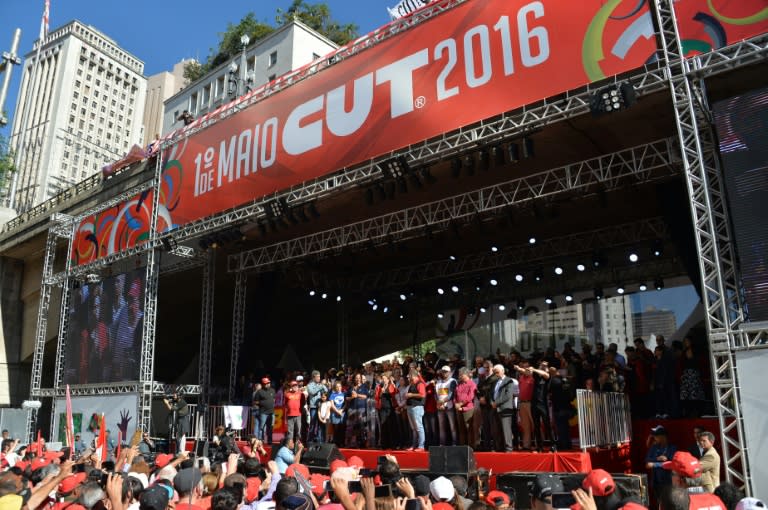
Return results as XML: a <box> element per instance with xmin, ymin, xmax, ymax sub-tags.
<box><xmin>228</xmin><ymin>138</ymin><xmax>680</xmax><ymax>273</ymax></box>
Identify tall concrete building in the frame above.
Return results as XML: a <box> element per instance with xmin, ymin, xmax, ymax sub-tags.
<box><xmin>583</xmin><ymin>296</ymin><xmax>635</xmax><ymax>349</ymax></box>
<box><xmin>633</xmin><ymin>306</ymin><xmax>677</xmax><ymax>341</ymax></box>
<box><xmin>163</xmin><ymin>19</ymin><xmax>337</xmax><ymax>134</ymax></box>
<box><xmin>8</xmin><ymin>21</ymin><xmax>147</xmax><ymax>212</ymax></box>
<box><xmin>142</xmin><ymin>59</ymin><xmax>190</xmax><ymax>144</ymax></box>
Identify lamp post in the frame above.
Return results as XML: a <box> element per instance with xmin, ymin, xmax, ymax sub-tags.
<box><xmin>228</xmin><ymin>33</ymin><xmax>253</xmax><ymax>99</ymax></box>
<box><xmin>239</xmin><ymin>33</ymin><xmax>249</xmax><ymax>93</ymax></box>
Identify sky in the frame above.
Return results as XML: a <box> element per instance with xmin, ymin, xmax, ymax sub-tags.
<box><xmin>0</xmin><ymin>0</ymin><xmax>398</xmax><ymax>137</ymax></box>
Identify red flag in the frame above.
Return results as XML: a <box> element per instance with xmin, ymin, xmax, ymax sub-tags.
<box><xmin>96</xmin><ymin>414</ymin><xmax>107</xmax><ymax>462</ymax></box>
<box><xmin>39</xmin><ymin>0</ymin><xmax>50</xmax><ymax>40</ymax></box>
<box><xmin>65</xmin><ymin>385</ymin><xmax>75</xmax><ymax>459</ymax></box>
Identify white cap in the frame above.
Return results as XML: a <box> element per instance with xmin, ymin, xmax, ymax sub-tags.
<box><xmin>441</xmin><ymin>365</ymin><xmax>451</xmax><ymax>372</ymax></box>
<box><xmin>296</xmin><ymin>375</ymin><xmax>304</xmax><ymax>381</ymax></box>
<box><xmin>430</xmin><ymin>476</ymin><xmax>455</xmax><ymax>501</ymax></box>
<box><xmin>736</xmin><ymin>498</ymin><xmax>766</xmax><ymax>510</ymax></box>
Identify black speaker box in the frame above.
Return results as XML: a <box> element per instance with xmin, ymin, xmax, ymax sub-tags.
<box><xmin>496</xmin><ymin>472</ymin><xmax>648</xmax><ymax>510</ymax></box>
<box><xmin>300</xmin><ymin>442</ymin><xmax>344</xmax><ymax>470</ymax></box>
<box><xmin>428</xmin><ymin>446</ymin><xmax>477</xmax><ymax>475</ymax></box>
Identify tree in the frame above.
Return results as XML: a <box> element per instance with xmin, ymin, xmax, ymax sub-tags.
<box><xmin>0</xmin><ymin>133</ymin><xmax>16</xmax><ymax>198</ymax></box>
<box><xmin>183</xmin><ymin>60</ymin><xmax>205</xmax><ymax>83</ymax></box>
<box><xmin>276</xmin><ymin>0</ymin><xmax>358</xmax><ymax>45</ymax></box>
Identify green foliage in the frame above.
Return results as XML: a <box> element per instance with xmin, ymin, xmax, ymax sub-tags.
<box><xmin>276</xmin><ymin>0</ymin><xmax>358</xmax><ymax>45</ymax></box>
<box><xmin>0</xmin><ymin>133</ymin><xmax>16</xmax><ymax>195</ymax></box>
<box><xmin>186</xmin><ymin>2</ymin><xmax>357</xmax><ymax>83</ymax></box>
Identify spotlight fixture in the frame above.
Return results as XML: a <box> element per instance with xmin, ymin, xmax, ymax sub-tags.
<box><xmin>400</xmin><ymin>294</ymin><xmax>407</xmax><ymax>301</ymax></box>
<box><xmin>464</xmin><ymin>154</ymin><xmax>476</xmax><ymax>175</ymax></box>
<box><xmin>528</xmin><ymin>236</ymin><xmax>537</xmax><ymax>245</ymax></box>
<box><xmin>478</xmin><ymin>149</ymin><xmax>490</xmax><ymax>171</ymax></box>
<box><xmin>479</xmin><ymin>307</ymin><xmax>487</xmax><ymax>313</ymax></box>
<box><xmin>437</xmin><ymin>313</ymin><xmax>444</xmax><ymax>319</ymax></box>
<box><xmin>449</xmin><ymin>255</ymin><xmax>457</xmax><ymax>261</ymax></box>
<box><xmin>554</xmin><ymin>266</ymin><xmax>564</xmax><ymax>275</ymax></box>
<box><xmin>517</xmin><ymin>298</ymin><xmax>526</xmax><ymax>310</ymax></box>
<box><xmin>654</xmin><ymin>278</ymin><xmax>664</xmax><ymax>291</ymax></box>
<box><xmin>639</xmin><ymin>282</ymin><xmax>648</xmax><ymax>292</ymax></box>
<box><xmin>491</xmin><ymin>245</ymin><xmax>499</xmax><ymax>253</ymax></box>
<box><xmin>336</xmin><ymin>295</ymin><xmax>342</xmax><ymax>302</ymax></box>
<box><xmin>508</xmin><ymin>143</ymin><xmax>520</xmax><ymax>163</ymax></box>
<box><xmin>451</xmin><ymin>285</ymin><xmax>459</xmax><ymax>293</ymax></box>
<box><xmin>576</xmin><ymin>263</ymin><xmax>586</xmax><ymax>272</ymax></box>
<box><xmin>629</xmin><ymin>252</ymin><xmax>639</xmax><ymax>263</ymax></box>
<box><xmin>321</xmin><ymin>293</ymin><xmax>328</xmax><ymax>299</ymax></box>
<box><xmin>617</xmin><ymin>285</ymin><xmax>625</xmax><ymax>295</ymax></box>
<box><xmin>592</xmin><ymin>251</ymin><xmax>604</xmax><ymax>268</ymax></box>
<box><xmin>383</xmin><ymin>306</ymin><xmax>389</xmax><ymax>313</ymax></box>
<box><xmin>565</xmin><ymin>293</ymin><xmax>574</xmax><ymax>302</ymax></box>
<box><xmin>498</xmin><ymin>304</ymin><xmax>506</xmax><ymax>311</ymax></box>
<box><xmin>451</xmin><ymin>158</ymin><xmax>462</xmax><ymax>178</ymax></box>
<box><xmin>489</xmin><ymin>278</ymin><xmax>498</xmax><ymax>286</ymax></box>
<box><xmin>534</xmin><ymin>268</ymin><xmax>543</xmax><ymax>282</ymax></box>
<box><xmin>522</xmin><ymin>137</ymin><xmax>534</xmax><ymax>158</ymax></box>
<box><xmin>515</xmin><ymin>273</ymin><xmax>524</xmax><ymax>282</ymax></box>
<box><xmin>492</xmin><ymin>145</ymin><xmax>505</xmax><ymax>166</ymax></box>
<box><xmin>372</xmin><ymin>304</ymin><xmax>379</xmax><ymax>311</ymax></box>
<box><xmin>437</xmin><ymin>288</ymin><xmax>445</xmax><ymax>295</ymax></box>
<box><xmin>594</xmin><ymin>287</ymin><xmax>604</xmax><ymax>300</ymax></box>
<box><xmin>653</xmin><ymin>240</ymin><xmax>663</xmax><ymax>257</ymax></box>
<box><xmin>399</xmin><ymin>314</ymin><xmax>405</xmax><ymax>319</ymax></box>
<box><xmin>589</xmin><ymin>81</ymin><xmax>637</xmax><ymax>116</ymax></box>
<box><xmin>545</xmin><ymin>296</ymin><xmax>553</xmax><ymax>305</ymax></box>
<box><xmin>309</xmin><ymin>290</ymin><xmax>316</xmax><ymax>296</ymax></box>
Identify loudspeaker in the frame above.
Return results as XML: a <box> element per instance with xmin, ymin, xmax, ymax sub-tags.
<box><xmin>300</xmin><ymin>442</ymin><xmax>344</xmax><ymax>470</ymax></box>
<box><xmin>496</xmin><ymin>472</ymin><xmax>648</xmax><ymax>510</ymax></box>
<box><xmin>428</xmin><ymin>446</ymin><xmax>477</xmax><ymax>475</ymax></box>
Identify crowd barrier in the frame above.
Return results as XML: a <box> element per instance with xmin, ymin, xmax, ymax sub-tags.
<box><xmin>576</xmin><ymin>389</ymin><xmax>632</xmax><ymax>449</ymax></box>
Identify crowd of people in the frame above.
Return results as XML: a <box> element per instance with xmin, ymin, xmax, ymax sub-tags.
<box><xmin>237</xmin><ymin>335</ymin><xmax>710</xmax><ymax>454</ymax></box>
<box><xmin>0</xmin><ymin>427</ymin><xmax>760</xmax><ymax>510</ymax></box>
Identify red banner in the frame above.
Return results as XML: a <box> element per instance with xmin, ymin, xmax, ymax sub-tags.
<box><xmin>676</xmin><ymin>0</ymin><xmax>768</xmax><ymax>53</ymax></box>
<box><xmin>160</xmin><ymin>0</ymin><xmax>660</xmax><ymax>228</ymax></box>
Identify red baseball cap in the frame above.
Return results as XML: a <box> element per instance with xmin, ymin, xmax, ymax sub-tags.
<box><xmin>582</xmin><ymin>469</ymin><xmax>615</xmax><ymax>496</ymax></box>
<box><xmin>286</xmin><ymin>463</ymin><xmax>310</xmax><ymax>480</ymax></box>
<box><xmin>154</xmin><ymin>453</ymin><xmax>174</xmax><ymax>469</ymax></box>
<box><xmin>434</xmin><ymin>504</ymin><xmax>454</xmax><ymax>510</ymax></box>
<box><xmin>486</xmin><ymin>490</ymin><xmax>511</xmax><ymax>506</ymax></box>
<box><xmin>30</xmin><ymin>457</ymin><xmax>50</xmax><ymax>471</ymax></box>
<box><xmin>44</xmin><ymin>450</ymin><xmax>65</xmax><ymax>461</ymax></box>
<box><xmin>58</xmin><ymin>472</ymin><xmax>87</xmax><ymax>494</ymax></box>
<box><xmin>662</xmin><ymin>451</ymin><xmax>702</xmax><ymax>478</ymax></box>
<box><xmin>261</xmin><ymin>377</ymin><xmax>270</xmax><ymax>385</ymax></box>
<box><xmin>329</xmin><ymin>459</ymin><xmax>348</xmax><ymax>473</ymax></box>
<box><xmin>619</xmin><ymin>502</ymin><xmax>648</xmax><ymax>510</ymax></box>
<box><xmin>347</xmin><ymin>456</ymin><xmax>365</xmax><ymax>469</ymax></box>
<box><xmin>310</xmin><ymin>473</ymin><xmax>330</xmax><ymax>497</ymax></box>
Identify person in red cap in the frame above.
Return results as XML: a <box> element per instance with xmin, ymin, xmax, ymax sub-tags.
<box><xmin>252</xmin><ymin>377</ymin><xmax>276</xmax><ymax>444</ymax></box>
<box><xmin>285</xmin><ymin>381</ymin><xmax>305</xmax><ymax>442</ymax></box>
<box><xmin>486</xmin><ymin>490</ymin><xmax>512</xmax><ymax>510</ymax></box>
<box><xmin>580</xmin><ymin>469</ymin><xmax>621</xmax><ymax>510</ymax></box>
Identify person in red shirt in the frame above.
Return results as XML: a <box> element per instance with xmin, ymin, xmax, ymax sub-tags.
<box><xmin>454</xmin><ymin>367</ymin><xmax>478</xmax><ymax>448</ymax></box>
<box><xmin>514</xmin><ymin>359</ymin><xmax>535</xmax><ymax>450</ymax></box>
<box><xmin>424</xmin><ymin>379</ymin><xmax>438</xmax><ymax>447</ymax></box>
<box><xmin>284</xmin><ymin>380</ymin><xmax>305</xmax><ymax>441</ymax></box>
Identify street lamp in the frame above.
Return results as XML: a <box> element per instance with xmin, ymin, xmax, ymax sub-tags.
<box><xmin>227</xmin><ymin>33</ymin><xmax>253</xmax><ymax>99</ymax></box>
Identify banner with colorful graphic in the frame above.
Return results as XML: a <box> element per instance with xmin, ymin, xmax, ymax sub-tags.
<box><xmin>676</xmin><ymin>0</ymin><xmax>768</xmax><ymax>54</ymax></box>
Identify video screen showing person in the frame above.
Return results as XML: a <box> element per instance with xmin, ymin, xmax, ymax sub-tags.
<box><xmin>63</xmin><ymin>268</ymin><xmax>145</xmax><ymax>384</ymax></box>
<box><xmin>713</xmin><ymin>86</ymin><xmax>768</xmax><ymax>322</ymax></box>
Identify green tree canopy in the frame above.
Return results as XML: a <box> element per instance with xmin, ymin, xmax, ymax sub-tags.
<box><xmin>0</xmin><ymin>133</ymin><xmax>16</xmax><ymax>197</ymax></box>
<box><xmin>184</xmin><ymin>2</ymin><xmax>357</xmax><ymax>82</ymax></box>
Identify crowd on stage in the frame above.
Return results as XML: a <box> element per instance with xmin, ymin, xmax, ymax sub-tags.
<box><xmin>0</xmin><ymin>424</ymin><xmax>759</xmax><ymax>510</ymax></box>
<box><xmin>236</xmin><ymin>335</ymin><xmax>710</xmax><ymax>453</ymax></box>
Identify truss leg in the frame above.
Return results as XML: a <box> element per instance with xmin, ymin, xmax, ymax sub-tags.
<box><xmin>229</xmin><ymin>272</ymin><xmax>247</xmax><ymax>403</ymax></box>
<box><xmin>652</xmin><ymin>0</ymin><xmax>750</xmax><ymax>492</ymax></box>
<box><xmin>199</xmin><ymin>251</ymin><xmax>215</xmax><ymax>434</ymax></box>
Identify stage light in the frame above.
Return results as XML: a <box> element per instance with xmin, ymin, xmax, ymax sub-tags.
<box><xmin>617</xmin><ymin>285</ymin><xmax>625</xmax><ymax>295</ymax></box>
<box><xmin>451</xmin><ymin>158</ymin><xmax>462</xmax><ymax>178</ymax></box>
<box><xmin>399</xmin><ymin>314</ymin><xmax>404</xmax><ymax>319</ymax></box>
<box><xmin>594</xmin><ymin>287</ymin><xmax>603</xmax><ymax>300</ymax></box>
<box><xmin>592</xmin><ymin>252</ymin><xmax>604</xmax><ymax>268</ymax></box>
<box><xmin>508</xmin><ymin>143</ymin><xmax>519</xmax><ymax>163</ymax></box>
<box><xmin>438</xmin><ymin>312</ymin><xmax>444</xmax><ymax>319</ymax></box>
<box><xmin>321</xmin><ymin>293</ymin><xmax>328</xmax><ymax>299</ymax></box>
<box><xmin>492</xmin><ymin>145</ymin><xmax>505</xmax><ymax>166</ymax></box>
<box><xmin>309</xmin><ymin>290</ymin><xmax>316</xmax><ymax>296</ymax></box>
<box><xmin>515</xmin><ymin>273</ymin><xmax>524</xmax><ymax>282</ymax></box>
<box><xmin>449</xmin><ymin>255</ymin><xmax>457</xmax><ymax>261</ymax></box>
<box><xmin>554</xmin><ymin>266</ymin><xmax>563</xmax><ymax>275</ymax></box>
<box><xmin>480</xmin><ymin>307</ymin><xmax>487</xmax><ymax>313</ymax></box>
<box><xmin>517</xmin><ymin>298</ymin><xmax>526</xmax><ymax>310</ymax></box>
<box><xmin>383</xmin><ymin>306</ymin><xmax>389</xmax><ymax>313</ymax></box>
<box><xmin>523</xmin><ymin>137</ymin><xmax>534</xmax><ymax>158</ymax></box>
<box><xmin>653</xmin><ymin>240</ymin><xmax>663</xmax><ymax>257</ymax></box>
<box><xmin>498</xmin><ymin>304</ymin><xmax>506</xmax><ymax>311</ymax></box>
<box><xmin>545</xmin><ymin>296</ymin><xmax>553</xmax><ymax>305</ymax></box>
<box><xmin>336</xmin><ymin>296</ymin><xmax>342</xmax><ymax>302</ymax></box>
<box><xmin>464</xmin><ymin>154</ymin><xmax>476</xmax><ymax>176</ymax></box>
<box><xmin>655</xmin><ymin>278</ymin><xmax>664</xmax><ymax>291</ymax></box>
<box><xmin>478</xmin><ymin>149</ymin><xmax>490</xmax><ymax>171</ymax></box>
<box><xmin>529</xmin><ymin>236</ymin><xmax>537</xmax><ymax>244</ymax></box>
<box><xmin>576</xmin><ymin>263</ymin><xmax>586</xmax><ymax>272</ymax></box>
<box><xmin>565</xmin><ymin>293</ymin><xmax>574</xmax><ymax>302</ymax></box>
<box><xmin>491</xmin><ymin>245</ymin><xmax>499</xmax><ymax>253</ymax></box>
<box><xmin>534</xmin><ymin>268</ymin><xmax>543</xmax><ymax>282</ymax></box>
<box><xmin>490</xmin><ymin>278</ymin><xmax>498</xmax><ymax>286</ymax></box>
<box><xmin>368</xmin><ymin>299</ymin><xmax>375</xmax><ymax>306</ymax></box>
<box><xmin>629</xmin><ymin>252</ymin><xmax>639</xmax><ymax>263</ymax></box>
<box><xmin>590</xmin><ymin>81</ymin><xmax>637</xmax><ymax>116</ymax></box>
<box><xmin>437</xmin><ymin>287</ymin><xmax>445</xmax><ymax>295</ymax></box>
<box><xmin>451</xmin><ymin>285</ymin><xmax>459</xmax><ymax>293</ymax></box>
<box><xmin>400</xmin><ymin>294</ymin><xmax>407</xmax><ymax>301</ymax></box>
<box><xmin>372</xmin><ymin>304</ymin><xmax>379</xmax><ymax>311</ymax></box>
<box><xmin>639</xmin><ymin>282</ymin><xmax>648</xmax><ymax>292</ymax></box>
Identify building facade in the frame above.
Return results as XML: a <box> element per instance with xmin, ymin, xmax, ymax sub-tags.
<box><xmin>8</xmin><ymin>21</ymin><xmax>147</xmax><ymax>212</ymax></box>
<box><xmin>633</xmin><ymin>306</ymin><xmax>677</xmax><ymax>341</ymax></box>
<box><xmin>162</xmin><ymin>20</ymin><xmax>337</xmax><ymax>134</ymax></box>
<box><xmin>142</xmin><ymin>59</ymin><xmax>190</xmax><ymax>144</ymax></box>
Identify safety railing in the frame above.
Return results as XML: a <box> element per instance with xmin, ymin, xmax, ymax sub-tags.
<box><xmin>576</xmin><ymin>389</ymin><xmax>632</xmax><ymax>449</ymax></box>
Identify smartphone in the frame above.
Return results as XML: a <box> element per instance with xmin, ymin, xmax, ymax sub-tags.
<box><xmin>359</xmin><ymin>468</ymin><xmax>376</xmax><ymax>477</ymax></box>
<box><xmin>198</xmin><ymin>459</ymin><xmax>205</xmax><ymax>468</ymax></box>
<box><xmin>551</xmin><ymin>492</ymin><xmax>577</xmax><ymax>508</ymax></box>
<box><xmin>348</xmin><ymin>481</ymin><xmax>363</xmax><ymax>493</ymax></box>
<box><xmin>99</xmin><ymin>472</ymin><xmax>109</xmax><ymax>487</ymax></box>
<box><xmin>405</xmin><ymin>499</ymin><xmax>422</xmax><ymax>510</ymax></box>
<box><xmin>375</xmin><ymin>485</ymin><xmax>393</xmax><ymax>498</ymax></box>
<box><xmin>73</xmin><ymin>463</ymin><xmax>87</xmax><ymax>473</ymax></box>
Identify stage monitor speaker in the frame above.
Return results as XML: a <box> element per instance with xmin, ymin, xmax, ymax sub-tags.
<box><xmin>496</xmin><ymin>472</ymin><xmax>647</xmax><ymax>510</ymax></box>
<box><xmin>428</xmin><ymin>446</ymin><xmax>476</xmax><ymax>475</ymax></box>
<box><xmin>301</xmin><ymin>442</ymin><xmax>344</xmax><ymax>470</ymax></box>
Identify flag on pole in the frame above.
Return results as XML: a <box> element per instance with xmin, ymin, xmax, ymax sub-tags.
<box><xmin>65</xmin><ymin>385</ymin><xmax>75</xmax><ymax>458</ymax></box>
<box><xmin>96</xmin><ymin>414</ymin><xmax>107</xmax><ymax>462</ymax></box>
<box><xmin>39</xmin><ymin>0</ymin><xmax>50</xmax><ymax>40</ymax></box>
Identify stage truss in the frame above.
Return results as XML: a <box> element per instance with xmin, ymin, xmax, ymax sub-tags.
<box><xmin>25</xmin><ymin>2</ymin><xmax>767</xmax><ymax>490</ymax></box>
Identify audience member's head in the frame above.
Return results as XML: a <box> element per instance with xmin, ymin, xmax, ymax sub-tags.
<box><xmin>659</xmin><ymin>487</ymin><xmax>689</xmax><ymax>510</ymax></box>
<box><xmin>212</xmin><ymin>487</ymin><xmax>242</xmax><ymax>510</ymax></box>
<box><xmin>529</xmin><ymin>474</ymin><xmax>563</xmax><ymax>510</ymax></box>
<box><xmin>714</xmin><ymin>482</ymin><xmax>745</xmax><ymax>510</ymax></box>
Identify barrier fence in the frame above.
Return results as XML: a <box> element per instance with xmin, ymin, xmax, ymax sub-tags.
<box><xmin>576</xmin><ymin>389</ymin><xmax>632</xmax><ymax>450</ymax></box>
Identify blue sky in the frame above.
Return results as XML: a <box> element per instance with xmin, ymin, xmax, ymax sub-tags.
<box><xmin>0</xmin><ymin>0</ymin><xmax>398</xmax><ymax>137</ymax></box>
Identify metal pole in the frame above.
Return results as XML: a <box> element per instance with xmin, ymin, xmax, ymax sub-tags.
<box><xmin>0</xmin><ymin>29</ymin><xmax>21</xmax><ymax>126</ymax></box>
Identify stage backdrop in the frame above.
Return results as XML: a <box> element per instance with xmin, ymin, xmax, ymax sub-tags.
<box><xmin>69</xmin><ymin>0</ymin><xmax>768</xmax><ymax>267</ymax></box>
<box><xmin>53</xmin><ymin>394</ymin><xmax>139</xmax><ymax>450</ymax></box>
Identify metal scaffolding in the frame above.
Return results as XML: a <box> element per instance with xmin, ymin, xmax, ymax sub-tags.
<box><xmin>198</xmin><ymin>250</ymin><xmax>215</xmax><ymax>432</ymax></box>
<box><xmin>228</xmin><ymin>272</ymin><xmax>247</xmax><ymax>402</ymax></box>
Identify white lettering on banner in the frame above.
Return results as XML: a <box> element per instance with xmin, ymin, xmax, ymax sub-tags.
<box><xmin>189</xmin><ymin>3</ymin><xmax>550</xmax><ymax>197</ymax></box>
<box><xmin>387</xmin><ymin>0</ymin><xmax>431</xmax><ymax>20</ymax></box>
